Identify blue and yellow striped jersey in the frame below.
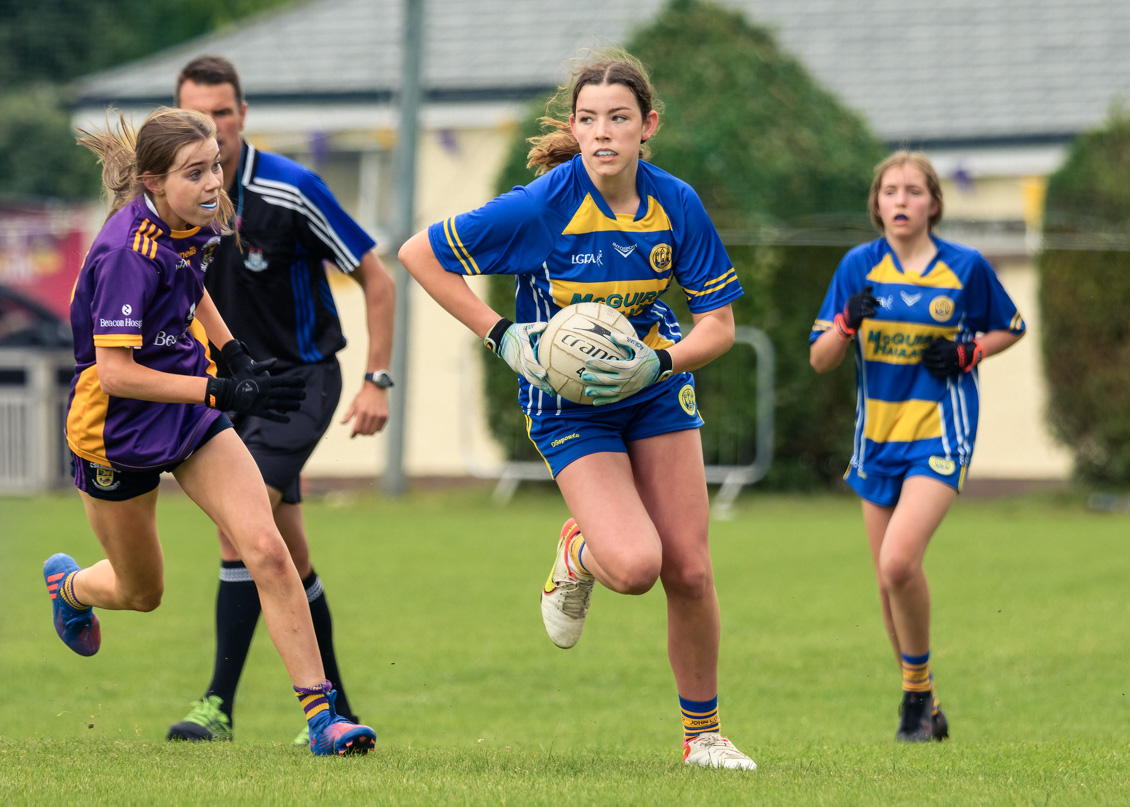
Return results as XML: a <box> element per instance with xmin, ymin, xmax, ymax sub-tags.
<box><xmin>810</xmin><ymin>236</ymin><xmax>1026</xmax><ymax>475</ymax></box>
<box><xmin>428</xmin><ymin>154</ymin><xmax>742</xmax><ymax>411</ymax></box>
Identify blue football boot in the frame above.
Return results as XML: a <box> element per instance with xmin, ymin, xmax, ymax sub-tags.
<box><xmin>308</xmin><ymin>689</ymin><xmax>376</xmax><ymax>756</ymax></box>
<box><xmin>44</xmin><ymin>553</ymin><xmax>101</xmax><ymax>656</ymax></box>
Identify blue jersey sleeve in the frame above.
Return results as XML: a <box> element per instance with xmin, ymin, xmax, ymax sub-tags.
<box><xmin>427</xmin><ymin>185</ymin><xmax>558</xmax><ymax>277</ymax></box>
<box><xmin>968</xmin><ymin>256</ymin><xmax>1027</xmax><ymax>336</ymax></box>
<box><xmin>294</xmin><ymin>170</ymin><xmax>376</xmax><ymax>272</ymax></box>
<box><xmin>670</xmin><ymin>186</ymin><xmax>742</xmax><ymax>313</ymax></box>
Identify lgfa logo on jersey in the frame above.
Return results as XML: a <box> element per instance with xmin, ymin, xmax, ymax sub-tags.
<box><xmin>244</xmin><ymin>247</ymin><xmax>269</xmax><ymax>272</ymax></box>
<box><xmin>572</xmin><ymin>250</ymin><xmax>603</xmax><ymax>266</ymax></box>
<box><xmin>930</xmin><ymin>296</ymin><xmax>955</xmax><ymax>322</ymax></box>
<box><xmin>649</xmin><ymin>243</ymin><xmax>672</xmax><ymax>273</ymax></box>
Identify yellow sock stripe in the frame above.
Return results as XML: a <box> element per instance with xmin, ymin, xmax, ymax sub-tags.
<box><xmin>59</xmin><ymin>572</ymin><xmax>89</xmax><ymax>610</ymax></box>
<box><xmin>902</xmin><ymin>660</ymin><xmax>931</xmax><ymax>692</ymax></box>
<box><xmin>682</xmin><ymin>708</ymin><xmax>721</xmax><ymax>738</ymax></box>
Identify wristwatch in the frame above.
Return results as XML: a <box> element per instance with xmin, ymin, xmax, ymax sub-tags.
<box><xmin>363</xmin><ymin>370</ymin><xmax>394</xmax><ymax>389</ymax></box>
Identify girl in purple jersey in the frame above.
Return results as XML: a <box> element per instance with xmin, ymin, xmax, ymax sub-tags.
<box><xmin>810</xmin><ymin>151</ymin><xmax>1024</xmax><ymax>742</ymax></box>
<box><xmin>43</xmin><ymin>107</ymin><xmax>375</xmax><ymax>756</ymax></box>
<box><xmin>400</xmin><ymin>52</ymin><xmax>755</xmax><ymax>770</ymax></box>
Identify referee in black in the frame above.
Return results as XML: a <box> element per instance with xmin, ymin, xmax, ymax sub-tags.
<box><xmin>166</xmin><ymin>55</ymin><xmax>396</xmax><ymax>747</ymax></box>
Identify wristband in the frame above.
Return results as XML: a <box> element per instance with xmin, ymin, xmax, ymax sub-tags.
<box><xmin>656</xmin><ymin>348</ymin><xmax>674</xmax><ymax>380</ymax></box>
<box><xmin>833</xmin><ymin>313</ymin><xmax>856</xmax><ymax>341</ymax></box>
<box><xmin>484</xmin><ymin>318</ymin><xmax>513</xmax><ymax>355</ymax></box>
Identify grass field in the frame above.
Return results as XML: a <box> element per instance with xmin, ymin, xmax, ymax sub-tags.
<box><xmin>1</xmin><ymin>484</ymin><xmax>1128</xmax><ymax>805</ymax></box>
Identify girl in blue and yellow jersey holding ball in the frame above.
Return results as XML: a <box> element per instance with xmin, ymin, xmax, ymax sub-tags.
<box><xmin>400</xmin><ymin>50</ymin><xmax>755</xmax><ymax>770</ymax></box>
<box><xmin>810</xmin><ymin>151</ymin><xmax>1026</xmax><ymax>743</ymax></box>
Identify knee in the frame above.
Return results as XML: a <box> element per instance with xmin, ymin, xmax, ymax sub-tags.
<box><xmin>237</xmin><ymin>528</ymin><xmax>292</xmax><ymax>580</ymax></box>
<box><xmin>879</xmin><ymin>552</ymin><xmax>919</xmax><ymax>590</ymax></box>
<box><xmin>661</xmin><ymin>560</ymin><xmax>714</xmax><ymax>601</ymax></box>
<box><xmin>602</xmin><ymin>557</ymin><xmax>662</xmax><ymax>595</ymax></box>
<box><xmin>125</xmin><ymin>582</ymin><xmax>164</xmax><ymax>612</ymax></box>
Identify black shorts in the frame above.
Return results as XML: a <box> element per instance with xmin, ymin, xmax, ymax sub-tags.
<box><xmin>231</xmin><ymin>359</ymin><xmax>342</xmax><ymax>504</ymax></box>
<box><xmin>72</xmin><ymin>414</ymin><xmax>234</xmax><ymax>501</ymax></box>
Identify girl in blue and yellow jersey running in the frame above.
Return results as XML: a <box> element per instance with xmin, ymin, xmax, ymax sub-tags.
<box><xmin>810</xmin><ymin>151</ymin><xmax>1026</xmax><ymax>743</ymax></box>
<box><xmin>400</xmin><ymin>52</ymin><xmax>755</xmax><ymax>770</ymax></box>
<box><xmin>43</xmin><ymin>108</ymin><xmax>374</xmax><ymax>756</ymax></box>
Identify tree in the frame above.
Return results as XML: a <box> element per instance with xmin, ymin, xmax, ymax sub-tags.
<box><xmin>1038</xmin><ymin>109</ymin><xmax>1130</xmax><ymax>483</ymax></box>
<box><xmin>0</xmin><ymin>0</ymin><xmax>291</xmax><ymax>200</ymax></box>
<box><xmin>485</xmin><ymin>0</ymin><xmax>887</xmax><ymax>488</ymax></box>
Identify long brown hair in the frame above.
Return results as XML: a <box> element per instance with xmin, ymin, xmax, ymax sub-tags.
<box><xmin>526</xmin><ymin>50</ymin><xmax>663</xmax><ymax>176</ymax></box>
<box><xmin>77</xmin><ymin>107</ymin><xmax>236</xmax><ymax>237</ymax></box>
<box><xmin>868</xmin><ymin>150</ymin><xmax>944</xmax><ymax>232</ymax></box>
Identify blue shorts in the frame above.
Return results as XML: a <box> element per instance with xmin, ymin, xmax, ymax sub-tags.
<box><xmin>527</xmin><ymin>376</ymin><xmax>704</xmax><ymax>477</ymax></box>
<box><xmin>844</xmin><ymin>456</ymin><xmax>968</xmax><ymax>507</ymax></box>
<box><xmin>72</xmin><ymin>414</ymin><xmax>233</xmax><ymax>501</ymax></box>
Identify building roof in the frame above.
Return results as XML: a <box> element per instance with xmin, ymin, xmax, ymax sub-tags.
<box><xmin>74</xmin><ymin>0</ymin><xmax>1130</xmax><ymax>147</ymax></box>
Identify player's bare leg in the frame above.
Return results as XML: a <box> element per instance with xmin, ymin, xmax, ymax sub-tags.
<box><xmin>863</xmin><ymin>475</ymin><xmax>955</xmax><ymax>741</ymax></box>
<box><xmin>174</xmin><ymin>431</ymin><xmax>322</xmax><ymax>684</ymax></box>
<box><xmin>173</xmin><ymin>430</ymin><xmax>375</xmax><ymax>754</ymax></box>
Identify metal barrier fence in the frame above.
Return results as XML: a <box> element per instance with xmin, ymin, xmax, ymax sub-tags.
<box><xmin>461</xmin><ymin>326</ymin><xmax>774</xmax><ymax>518</ymax></box>
<box><xmin>0</xmin><ymin>349</ymin><xmax>73</xmax><ymax>494</ymax></box>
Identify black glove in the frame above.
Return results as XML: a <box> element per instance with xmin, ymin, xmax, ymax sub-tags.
<box><xmin>842</xmin><ymin>286</ymin><xmax>878</xmax><ymax>331</ymax></box>
<box><xmin>219</xmin><ymin>339</ymin><xmax>271</xmax><ymax>379</ymax></box>
<box><xmin>922</xmin><ymin>337</ymin><xmax>984</xmax><ymax>378</ymax></box>
<box><xmin>205</xmin><ymin>341</ymin><xmax>305</xmax><ymax>422</ymax></box>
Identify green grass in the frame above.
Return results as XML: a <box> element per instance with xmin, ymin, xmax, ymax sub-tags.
<box><xmin>2</xmin><ymin>485</ymin><xmax>1128</xmax><ymax>805</ymax></box>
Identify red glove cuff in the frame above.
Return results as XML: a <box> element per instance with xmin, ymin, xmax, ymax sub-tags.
<box><xmin>960</xmin><ymin>339</ymin><xmax>984</xmax><ymax>372</ymax></box>
<box><xmin>834</xmin><ymin>313</ymin><xmax>856</xmax><ymax>341</ymax></box>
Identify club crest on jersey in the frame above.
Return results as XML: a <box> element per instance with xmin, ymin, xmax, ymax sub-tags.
<box><xmin>930</xmin><ymin>296</ymin><xmax>955</xmax><ymax>322</ymax></box>
<box><xmin>612</xmin><ymin>242</ymin><xmax>637</xmax><ymax>258</ymax></box>
<box><xmin>201</xmin><ymin>236</ymin><xmax>221</xmax><ymax>272</ymax></box>
<box><xmin>678</xmin><ymin>383</ymin><xmax>697</xmax><ymax>416</ymax></box>
<box><xmin>244</xmin><ymin>247</ymin><xmax>269</xmax><ymax>273</ymax></box>
<box><xmin>91</xmin><ymin>463</ymin><xmax>120</xmax><ymax>490</ymax></box>
<box><xmin>649</xmin><ymin>243</ymin><xmax>672</xmax><ymax>273</ymax></box>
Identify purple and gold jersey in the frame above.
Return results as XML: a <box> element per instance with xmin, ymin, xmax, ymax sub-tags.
<box><xmin>810</xmin><ymin>235</ymin><xmax>1026</xmax><ymax>476</ymax></box>
<box><xmin>428</xmin><ymin>154</ymin><xmax>742</xmax><ymax>412</ymax></box>
<box><xmin>67</xmin><ymin>195</ymin><xmax>223</xmax><ymax>470</ymax></box>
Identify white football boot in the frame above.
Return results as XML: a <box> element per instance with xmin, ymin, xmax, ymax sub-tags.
<box><xmin>540</xmin><ymin>518</ymin><xmax>594</xmax><ymax>649</ymax></box>
<box><xmin>683</xmin><ymin>733</ymin><xmax>757</xmax><ymax>771</ymax></box>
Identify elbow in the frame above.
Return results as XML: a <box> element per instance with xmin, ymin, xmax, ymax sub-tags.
<box><xmin>396</xmin><ymin>237</ymin><xmax>419</xmax><ymax>276</ymax></box>
<box><xmin>97</xmin><ymin>364</ymin><xmax>126</xmax><ymax>397</ymax></box>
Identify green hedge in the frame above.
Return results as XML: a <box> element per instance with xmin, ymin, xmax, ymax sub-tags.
<box><xmin>1038</xmin><ymin>111</ymin><xmax>1130</xmax><ymax>483</ymax></box>
<box><xmin>481</xmin><ymin>0</ymin><xmax>886</xmax><ymax>489</ymax></box>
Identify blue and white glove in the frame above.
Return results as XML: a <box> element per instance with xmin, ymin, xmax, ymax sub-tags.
<box><xmin>484</xmin><ymin>317</ymin><xmax>554</xmax><ymax>395</ymax></box>
<box><xmin>580</xmin><ymin>332</ymin><xmax>673</xmax><ymax>406</ymax></box>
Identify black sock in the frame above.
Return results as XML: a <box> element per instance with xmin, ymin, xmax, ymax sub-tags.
<box><xmin>305</xmin><ymin>569</ymin><xmax>357</xmax><ymax>723</ymax></box>
<box><xmin>204</xmin><ymin>561</ymin><xmax>261</xmax><ymax>721</ymax></box>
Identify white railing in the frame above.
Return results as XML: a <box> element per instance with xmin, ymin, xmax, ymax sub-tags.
<box><xmin>0</xmin><ymin>349</ymin><xmax>73</xmax><ymax>494</ymax></box>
